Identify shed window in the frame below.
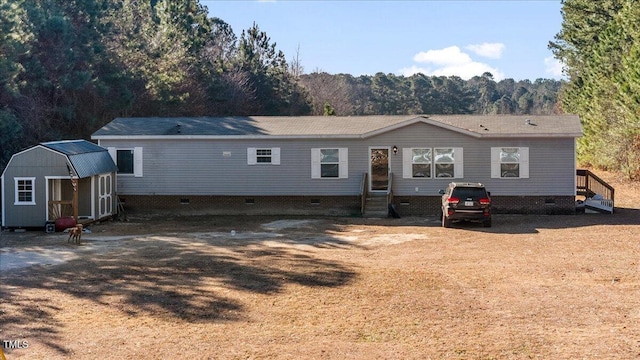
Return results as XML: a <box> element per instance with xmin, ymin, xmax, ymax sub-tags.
<box><xmin>491</xmin><ymin>147</ymin><xmax>529</xmax><ymax>179</ymax></box>
<box><xmin>15</xmin><ymin>177</ymin><xmax>36</xmax><ymax>205</ymax></box>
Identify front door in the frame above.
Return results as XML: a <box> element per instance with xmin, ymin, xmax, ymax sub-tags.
<box><xmin>370</xmin><ymin>147</ymin><xmax>390</xmax><ymax>192</ymax></box>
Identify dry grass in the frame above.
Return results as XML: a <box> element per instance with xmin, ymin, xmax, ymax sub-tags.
<box><xmin>1</xmin><ymin>170</ymin><xmax>640</xmax><ymax>359</ymax></box>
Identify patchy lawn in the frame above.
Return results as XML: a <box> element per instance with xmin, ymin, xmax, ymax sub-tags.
<box><xmin>1</xmin><ymin>171</ymin><xmax>639</xmax><ymax>359</ymax></box>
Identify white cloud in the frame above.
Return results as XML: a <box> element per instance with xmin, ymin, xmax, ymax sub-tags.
<box><xmin>544</xmin><ymin>56</ymin><xmax>564</xmax><ymax>79</ymax></box>
<box><xmin>402</xmin><ymin>45</ymin><xmax>505</xmax><ymax>80</ymax></box>
<box><xmin>465</xmin><ymin>43</ymin><xmax>505</xmax><ymax>59</ymax></box>
<box><xmin>413</xmin><ymin>46</ymin><xmax>472</xmax><ymax>66</ymax></box>
<box><xmin>400</xmin><ymin>65</ymin><xmax>433</xmax><ymax>76</ymax></box>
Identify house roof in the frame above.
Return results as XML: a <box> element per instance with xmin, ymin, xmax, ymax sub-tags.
<box><xmin>41</xmin><ymin>140</ymin><xmax>117</xmax><ymax>178</ymax></box>
<box><xmin>91</xmin><ymin>114</ymin><xmax>582</xmax><ymax>139</ymax></box>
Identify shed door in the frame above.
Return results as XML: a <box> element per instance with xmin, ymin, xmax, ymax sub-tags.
<box><xmin>370</xmin><ymin>147</ymin><xmax>390</xmax><ymax>192</ymax></box>
<box><xmin>98</xmin><ymin>174</ymin><xmax>112</xmax><ymax>218</ymax></box>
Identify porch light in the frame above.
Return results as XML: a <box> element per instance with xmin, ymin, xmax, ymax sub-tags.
<box><xmin>392</xmin><ymin>146</ymin><xmax>398</xmax><ymax>155</ymax></box>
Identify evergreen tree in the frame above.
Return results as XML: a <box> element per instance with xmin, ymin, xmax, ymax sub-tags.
<box><xmin>551</xmin><ymin>0</ymin><xmax>640</xmax><ymax>179</ymax></box>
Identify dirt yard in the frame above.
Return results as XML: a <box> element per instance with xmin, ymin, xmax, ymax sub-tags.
<box><xmin>1</xmin><ymin>170</ymin><xmax>640</xmax><ymax>359</ymax></box>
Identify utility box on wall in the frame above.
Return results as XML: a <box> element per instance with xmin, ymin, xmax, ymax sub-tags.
<box><xmin>45</xmin><ymin>221</ymin><xmax>56</xmax><ymax>233</ymax></box>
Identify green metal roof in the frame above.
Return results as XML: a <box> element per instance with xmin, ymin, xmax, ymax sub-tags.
<box><xmin>42</xmin><ymin>140</ymin><xmax>117</xmax><ymax>178</ymax></box>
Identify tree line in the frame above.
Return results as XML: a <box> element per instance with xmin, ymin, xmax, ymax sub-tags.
<box><xmin>300</xmin><ymin>72</ymin><xmax>560</xmax><ymax>116</ymax></box>
<box><xmin>0</xmin><ymin>0</ymin><xmax>311</xmax><ymax>168</ymax></box>
<box><xmin>1</xmin><ymin>0</ymin><xmax>561</xmax><ymax>171</ymax></box>
<box><xmin>551</xmin><ymin>0</ymin><xmax>640</xmax><ymax>180</ymax></box>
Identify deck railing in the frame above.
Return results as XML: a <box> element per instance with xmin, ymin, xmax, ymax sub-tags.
<box><xmin>576</xmin><ymin>169</ymin><xmax>615</xmax><ymax>203</ymax></box>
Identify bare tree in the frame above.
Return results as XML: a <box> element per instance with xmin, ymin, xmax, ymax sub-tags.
<box><xmin>289</xmin><ymin>44</ymin><xmax>304</xmax><ymax>78</ymax></box>
<box><xmin>299</xmin><ymin>73</ymin><xmax>354</xmax><ymax>115</ymax></box>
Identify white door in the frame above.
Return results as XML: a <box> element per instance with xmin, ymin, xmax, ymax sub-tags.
<box><xmin>98</xmin><ymin>174</ymin><xmax>113</xmax><ymax>218</ymax></box>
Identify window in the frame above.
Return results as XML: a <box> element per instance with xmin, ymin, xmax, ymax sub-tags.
<box><xmin>403</xmin><ymin>148</ymin><xmax>432</xmax><ymax>178</ymax></box>
<box><xmin>491</xmin><ymin>147</ymin><xmax>529</xmax><ymax>178</ymax></box>
<box><xmin>434</xmin><ymin>148</ymin><xmax>455</xmax><ymax>177</ymax></box>
<box><xmin>108</xmin><ymin>147</ymin><xmax>143</xmax><ymax>177</ymax></box>
<box><xmin>500</xmin><ymin>148</ymin><xmax>520</xmax><ymax>177</ymax></box>
<box><xmin>321</xmin><ymin>149</ymin><xmax>339</xmax><ymax>177</ymax></box>
<box><xmin>403</xmin><ymin>147</ymin><xmax>463</xmax><ymax>179</ymax></box>
<box><xmin>256</xmin><ymin>149</ymin><xmax>271</xmax><ymax>163</ymax></box>
<box><xmin>247</xmin><ymin>148</ymin><xmax>280</xmax><ymax>165</ymax></box>
<box><xmin>117</xmin><ymin>150</ymin><xmax>134</xmax><ymax>174</ymax></box>
<box><xmin>311</xmin><ymin>148</ymin><xmax>348</xmax><ymax>179</ymax></box>
<box><xmin>15</xmin><ymin>177</ymin><xmax>36</xmax><ymax>205</ymax></box>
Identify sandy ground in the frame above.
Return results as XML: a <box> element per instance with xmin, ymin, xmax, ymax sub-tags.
<box><xmin>1</xmin><ymin>170</ymin><xmax>640</xmax><ymax>359</ymax></box>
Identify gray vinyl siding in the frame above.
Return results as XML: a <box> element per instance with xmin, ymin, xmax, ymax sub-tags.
<box><xmin>99</xmin><ymin>122</ymin><xmax>577</xmax><ymax>199</ymax></box>
<box><xmin>105</xmin><ymin>139</ymin><xmax>366</xmax><ymax>196</ymax></box>
<box><xmin>368</xmin><ymin>123</ymin><xmax>576</xmax><ymax>196</ymax></box>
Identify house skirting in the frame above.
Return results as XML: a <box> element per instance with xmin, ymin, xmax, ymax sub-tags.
<box><xmin>117</xmin><ymin>195</ymin><xmax>362</xmax><ymax>216</ymax></box>
<box><xmin>117</xmin><ymin>195</ymin><xmax>576</xmax><ymax>217</ymax></box>
<box><xmin>489</xmin><ymin>196</ymin><xmax>576</xmax><ymax>215</ymax></box>
<box><xmin>391</xmin><ymin>195</ymin><xmax>576</xmax><ymax>216</ymax></box>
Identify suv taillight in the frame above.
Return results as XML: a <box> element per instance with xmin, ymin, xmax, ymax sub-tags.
<box><xmin>447</xmin><ymin>197</ymin><xmax>460</xmax><ymax>204</ymax></box>
<box><xmin>479</xmin><ymin>198</ymin><xmax>491</xmax><ymax>205</ymax></box>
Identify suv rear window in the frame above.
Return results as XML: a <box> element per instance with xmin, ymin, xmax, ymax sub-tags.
<box><xmin>451</xmin><ymin>187</ymin><xmax>487</xmax><ymax>199</ymax></box>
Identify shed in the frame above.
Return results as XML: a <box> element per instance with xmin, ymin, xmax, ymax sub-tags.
<box><xmin>1</xmin><ymin>140</ymin><xmax>118</xmax><ymax>229</ymax></box>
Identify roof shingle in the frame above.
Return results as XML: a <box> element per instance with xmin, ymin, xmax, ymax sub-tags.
<box><xmin>91</xmin><ymin>115</ymin><xmax>582</xmax><ymax>139</ymax></box>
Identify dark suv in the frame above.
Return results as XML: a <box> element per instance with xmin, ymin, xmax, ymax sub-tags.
<box><xmin>439</xmin><ymin>182</ymin><xmax>492</xmax><ymax>228</ymax></box>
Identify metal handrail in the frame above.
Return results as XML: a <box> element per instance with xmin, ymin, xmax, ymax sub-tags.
<box><xmin>386</xmin><ymin>172</ymin><xmax>394</xmax><ymax>205</ymax></box>
<box><xmin>360</xmin><ymin>173</ymin><xmax>369</xmax><ymax>215</ymax></box>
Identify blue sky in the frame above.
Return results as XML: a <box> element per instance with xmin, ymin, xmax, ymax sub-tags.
<box><xmin>202</xmin><ymin>1</ymin><xmax>564</xmax><ymax>81</ymax></box>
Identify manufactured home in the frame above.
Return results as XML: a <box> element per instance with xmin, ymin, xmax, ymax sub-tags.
<box><xmin>90</xmin><ymin>114</ymin><xmax>612</xmax><ymax>216</ymax></box>
<box><xmin>1</xmin><ymin>140</ymin><xmax>118</xmax><ymax>229</ymax></box>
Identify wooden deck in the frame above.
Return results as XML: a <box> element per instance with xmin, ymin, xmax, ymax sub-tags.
<box><xmin>576</xmin><ymin>169</ymin><xmax>614</xmax><ymax>213</ymax></box>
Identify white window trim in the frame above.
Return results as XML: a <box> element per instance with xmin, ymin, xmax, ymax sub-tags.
<box><xmin>311</xmin><ymin>148</ymin><xmax>348</xmax><ymax>179</ymax></box>
<box><xmin>14</xmin><ymin>177</ymin><xmax>36</xmax><ymax>205</ymax></box>
<box><xmin>108</xmin><ymin>147</ymin><xmax>143</xmax><ymax>177</ymax></box>
<box><xmin>491</xmin><ymin>147</ymin><xmax>529</xmax><ymax>179</ymax></box>
<box><xmin>247</xmin><ymin>147</ymin><xmax>281</xmax><ymax>165</ymax></box>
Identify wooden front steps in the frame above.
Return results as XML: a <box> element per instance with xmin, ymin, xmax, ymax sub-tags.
<box><xmin>363</xmin><ymin>193</ymin><xmax>389</xmax><ymax>218</ymax></box>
